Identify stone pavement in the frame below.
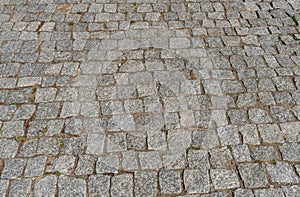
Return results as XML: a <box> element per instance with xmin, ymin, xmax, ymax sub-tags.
<box><xmin>0</xmin><ymin>0</ymin><xmax>300</xmax><ymax>196</ymax></box>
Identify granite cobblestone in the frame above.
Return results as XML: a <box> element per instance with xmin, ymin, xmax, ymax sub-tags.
<box><xmin>0</xmin><ymin>0</ymin><xmax>300</xmax><ymax>195</ymax></box>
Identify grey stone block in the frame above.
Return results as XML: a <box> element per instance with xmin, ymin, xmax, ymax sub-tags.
<box><xmin>88</xmin><ymin>175</ymin><xmax>110</xmax><ymax>197</ymax></box>
<box><xmin>111</xmin><ymin>174</ymin><xmax>133</xmax><ymax>197</ymax></box>
<box><xmin>134</xmin><ymin>171</ymin><xmax>157</xmax><ymax>197</ymax></box>
<box><xmin>184</xmin><ymin>169</ymin><xmax>210</xmax><ymax>194</ymax></box>
<box><xmin>159</xmin><ymin>170</ymin><xmax>182</xmax><ymax>194</ymax></box>
<box><xmin>266</xmin><ymin>161</ymin><xmax>299</xmax><ymax>184</ymax></box>
<box><xmin>58</xmin><ymin>176</ymin><xmax>86</xmax><ymax>197</ymax></box>
<box><xmin>33</xmin><ymin>175</ymin><xmax>57</xmax><ymax>197</ymax></box>
<box><xmin>238</xmin><ymin>163</ymin><xmax>268</xmax><ymax>188</ymax></box>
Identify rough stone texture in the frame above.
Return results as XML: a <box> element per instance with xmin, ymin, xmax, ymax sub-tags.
<box><xmin>1</xmin><ymin>0</ymin><xmax>300</xmax><ymax>195</ymax></box>
<box><xmin>110</xmin><ymin>174</ymin><xmax>133</xmax><ymax>197</ymax></box>
<box><xmin>238</xmin><ymin>163</ymin><xmax>268</xmax><ymax>188</ymax></box>
<box><xmin>58</xmin><ymin>176</ymin><xmax>86</xmax><ymax>197</ymax></box>
<box><xmin>33</xmin><ymin>175</ymin><xmax>57</xmax><ymax>197</ymax></box>
<box><xmin>210</xmin><ymin>169</ymin><xmax>240</xmax><ymax>190</ymax></box>
<box><xmin>184</xmin><ymin>169</ymin><xmax>210</xmax><ymax>194</ymax></box>
<box><xmin>266</xmin><ymin>162</ymin><xmax>299</xmax><ymax>184</ymax></box>
<box><xmin>159</xmin><ymin>170</ymin><xmax>182</xmax><ymax>194</ymax></box>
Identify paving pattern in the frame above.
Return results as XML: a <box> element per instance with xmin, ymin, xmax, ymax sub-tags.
<box><xmin>0</xmin><ymin>0</ymin><xmax>300</xmax><ymax>196</ymax></box>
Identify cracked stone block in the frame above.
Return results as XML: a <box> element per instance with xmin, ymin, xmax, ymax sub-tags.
<box><xmin>96</xmin><ymin>154</ymin><xmax>119</xmax><ymax>174</ymax></box>
<box><xmin>60</xmin><ymin>101</ymin><xmax>81</xmax><ymax>118</ymax></box>
<box><xmin>13</xmin><ymin>104</ymin><xmax>35</xmax><ymax>120</ymax></box>
<box><xmin>280</xmin><ymin>122</ymin><xmax>300</xmax><ymax>142</ymax></box>
<box><xmin>24</xmin><ymin>156</ymin><xmax>47</xmax><ymax>177</ymax></box>
<box><xmin>88</xmin><ymin>175</ymin><xmax>110</xmax><ymax>197</ymax></box>
<box><xmin>238</xmin><ymin>163</ymin><xmax>268</xmax><ymax>188</ymax></box>
<box><xmin>210</xmin><ymin>169</ymin><xmax>240</xmax><ymax>190</ymax></box>
<box><xmin>279</xmin><ymin>143</ymin><xmax>300</xmax><ymax>162</ymax></box>
<box><xmin>139</xmin><ymin>151</ymin><xmax>162</xmax><ymax>170</ymax></box>
<box><xmin>45</xmin><ymin>119</ymin><xmax>64</xmax><ymax>136</ymax></box>
<box><xmin>217</xmin><ymin>125</ymin><xmax>240</xmax><ymax>146</ymax></box>
<box><xmin>134</xmin><ymin>171</ymin><xmax>157</xmax><ymax>197</ymax></box>
<box><xmin>209</xmin><ymin>147</ymin><xmax>234</xmax><ymax>169</ymax></box>
<box><xmin>1</xmin><ymin>158</ymin><xmax>26</xmax><ymax>179</ymax></box>
<box><xmin>257</xmin><ymin>124</ymin><xmax>284</xmax><ymax>143</ymax></box>
<box><xmin>232</xmin><ymin>144</ymin><xmax>252</xmax><ymax>162</ymax></box>
<box><xmin>111</xmin><ymin>174</ymin><xmax>133</xmax><ymax>197</ymax></box>
<box><xmin>33</xmin><ymin>175</ymin><xmax>57</xmax><ymax>197</ymax></box>
<box><xmin>159</xmin><ymin>170</ymin><xmax>182</xmax><ymax>194</ymax></box>
<box><xmin>184</xmin><ymin>169</ymin><xmax>210</xmax><ymax>194</ymax></box>
<box><xmin>240</xmin><ymin>124</ymin><xmax>260</xmax><ymax>145</ymax></box>
<box><xmin>266</xmin><ymin>162</ymin><xmax>299</xmax><ymax>184</ymax></box>
<box><xmin>75</xmin><ymin>155</ymin><xmax>95</xmax><ymax>175</ymax></box>
<box><xmin>58</xmin><ymin>175</ymin><xmax>86</xmax><ymax>196</ymax></box>
<box><xmin>250</xmin><ymin>145</ymin><xmax>279</xmax><ymax>161</ymax></box>
<box><xmin>46</xmin><ymin>155</ymin><xmax>75</xmax><ymax>174</ymax></box>
<box><xmin>8</xmin><ymin>178</ymin><xmax>31</xmax><ymax>197</ymax></box>
<box><xmin>107</xmin><ymin>133</ymin><xmax>127</xmax><ymax>152</ymax></box>
<box><xmin>249</xmin><ymin>108</ymin><xmax>272</xmax><ymax>123</ymax></box>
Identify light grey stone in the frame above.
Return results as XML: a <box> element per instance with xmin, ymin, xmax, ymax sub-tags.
<box><xmin>139</xmin><ymin>151</ymin><xmax>162</xmax><ymax>170</ymax></box>
<box><xmin>184</xmin><ymin>169</ymin><xmax>210</xmax><ymax>194</ymax></box>
<box><xmin>96</xmin><ymin>154</ymin><xmax>119</xmax><ymax>174</ymax></box>
<box><xmin>75</xmin><ymin>155</ymin><xmax>95</xmax><ymax>175</ymax></box>
<box><xmin>8</xmin><ymin>178</ymin><xmax>31</xmax><ymax>197</ymax></box>
<box><xmin>162</xmin><ymin>151</ymin><xmax>186</xmax><ymax>169</ymax></box>
<box><xmin>188</xmin><ymin>150</ymin><xmax>210</xmax><ymax>170</ymax></box>
<box><xmin>254</xmin><ymin>188</ymin><xmax>285</xmax><ymax>197</ymax></box>
<box><xmin>86</xmin><ymin>134</ymin><xmax>105</xmax><ymax>155</ymax></box>
<box><xmin>1</xmin><ymin>158</ymin><xmax>26</xmax><ymax>179</ymax></box>
<box><xmin>108</xmin><ymin>114</ymin><xmax>135</xmax><ymax>131</ymax></box>
<box><xmin>58</xmin><ymin>176</ymin><xmax>86</xmax><ymax>197</ymax></box>
<box><xmin>46</xmin><ymin>155</ymin><xmax>75</xmax><ymax>174</ymax></box>
<box><xmin>159</xmin><ymin>170</ymin><xmax>182</xmax><ymax>194</ymax></box>
<box><xmin>147</xmin><ymin>130</ymin><xmax>167</xmax><ymax>151</ymax></box>
<box><xmin>88</xmin><ymin>175</ymin><xmax>110</xmax><ymax>197</ymax></box>
<box><xmin>34</xmin><ymin>175</ymin><xmax>57</xmax><ymax>197</ymax></box>
<box><xmin>24</xmin><ymin>156</ymin><xmax>47</xmax><ymax>177</ymax></box>
<box><xmin>134</xmin><ymin>171</ymin><xmax>157</xmax><ymax>197</ymax></box>
<box><xmin>210</xmin><ymin>169</ymin><xmax>240</xmax><ymax>190</ymax></box>
<box><xmin>168</xmin><ymin>129</ymin><xmax>191</xmax><ymax>150</ymax></box>
<box><xmin>266</xmin><ymin>162</ymin><xmax>299</xmax><ymax>184</ymax></box>
<box><xmin>122</xmin><ymin>150</ymin><xmax>139</xmax><ymax>171</ymax></box>
<box><xmin>111</xmin><ymin>174</ymin><xmax>133</xmax><ymax>197</ymax></box>
<box><xmin>238</xmin><ymin>163</ymin><xmax>268</xmax><ymax>188</ymax></box>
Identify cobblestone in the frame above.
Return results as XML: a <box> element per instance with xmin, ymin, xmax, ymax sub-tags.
<box><xmin>0</xmin><ymin>0</ymin><xmax>300</xmax><ymax>195</ymax></box>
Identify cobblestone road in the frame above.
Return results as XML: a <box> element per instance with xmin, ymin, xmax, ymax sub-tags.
<box><xmin>0</xmin><ymin>0</ymin><xmax>300</xmax><ymax>196</ymax></box>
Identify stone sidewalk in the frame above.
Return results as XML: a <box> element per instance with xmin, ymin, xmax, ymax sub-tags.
<box><xmin>0</xmin><ymin>0</ymin><xmax>300</xmax><ymax>196</ymax></box>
